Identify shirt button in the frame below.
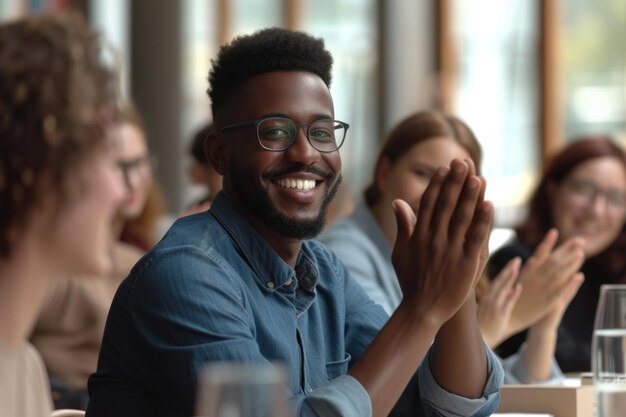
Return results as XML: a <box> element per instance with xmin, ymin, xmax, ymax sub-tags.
<box><xmin>266</xmin><ymin>281</ymin><xmax>275</xmax><ymax>289</ymax></box>
<box><xmin>285</xmin><ymin>277</ymin><xmax>293</xmax><ymax>286</ymax></box>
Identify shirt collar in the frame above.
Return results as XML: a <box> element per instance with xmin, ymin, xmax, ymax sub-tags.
<box><xmin>210</xmin><ymin>192</ymin><xmax>319</xmax><ymax>294</ymax></box>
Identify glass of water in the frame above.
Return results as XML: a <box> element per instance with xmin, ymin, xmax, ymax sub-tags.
<box><xmin>592</xmin><ymin>284</ymin><xmax>626</xmax><ymax>417</ymax></box>
<box><xmin>194</xmin><ymin>362</ymin><xmax>291</xmax><ymax>417</ymax></box>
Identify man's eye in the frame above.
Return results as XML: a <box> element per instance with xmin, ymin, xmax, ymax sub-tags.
<box><xmin>261</xmin><ymin>128</ymin><xmax>291</xmax><ymax>140</ymax></box>
<box><xmin>310</xmin><ymin>128</ymin><xmax>334</xmax><ymax>142</ymax></box>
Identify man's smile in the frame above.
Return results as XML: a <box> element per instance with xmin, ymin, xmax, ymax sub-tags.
<box><xmin>275</xmin><ymin>178</ymin><xmax>318</xmax><ymax>191</ymax></box>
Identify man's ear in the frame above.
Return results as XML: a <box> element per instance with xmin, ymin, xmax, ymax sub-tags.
<box><xmin>205</xmin><ymin>130</ymin><xmax>228</xmax><ymax>175</ymax></box>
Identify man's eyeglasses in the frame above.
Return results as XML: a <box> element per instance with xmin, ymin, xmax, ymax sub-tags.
<box><xmin>563</xmin><ymin>177</ymin><xmax>626</xmax><ymax>213</ymax></box>
<box><xmin>218</xmin><ymin>117</ymin><xmax>349</xmax><ymax>153</ymax></box>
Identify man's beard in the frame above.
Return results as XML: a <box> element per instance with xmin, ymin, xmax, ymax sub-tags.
<box><xmin>230</xmin><ymin>166</ymin><xmax>341</xmax><ymax>240</ymax></box>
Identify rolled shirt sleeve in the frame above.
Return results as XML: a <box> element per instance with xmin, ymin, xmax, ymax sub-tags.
<box><xmin>300</xmin><ymin>375</ymin><xmax>372</xmax><ymax>417</ymax></box>
<box><xmin>302</xmin><ymin>341</ymin><xmax>504</xmax><ymax>417</ymax></box>
<box><xmin>418</xmin><ymin>343</ymin><xmax>504</xmax><ymax>417</ymax></box>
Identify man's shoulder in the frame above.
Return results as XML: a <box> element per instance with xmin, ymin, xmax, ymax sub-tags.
<box><xmin>157</xmin><ymin>211</ymin><xmax>225</xmax><ymax>249</ymax></box>
<box><xmin>126</xmin><ymin>212</ymin><xmax>235</xmax><ymax>284</ymax></box>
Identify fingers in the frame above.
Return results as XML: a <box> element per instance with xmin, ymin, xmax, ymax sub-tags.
<box><xmin>559</xmin><ymin>272</ymin><xmax>584</xmax><ymax>307</ymax></box>
<box><xmin>429</xmin><ymin>160</ymin><xmax>470</xmax><ymax>242</ymax></box>
<box><xmin>532</xmin><ymin>228</ymin><xmax>559</xmax><ymax>262</ymax></box>
<box><xmin>397</xmin><ymin>158</ymin><xmax>490</xmax><ymax>325</ymax></box>
<box><xmin>519</xmin><ymin>236</ymin><xmax>585</xmax><ymax>288</ymax></box>
<box><xmin>478</xmin><ymin>261</ymin><xmax>522</xmax><ymax>348</ymax></box>
<box><xmin>463</xmin><ymin>198</ymin><xmax>494</xmax><ymax>261</ymax></box>
<box><xmin>541</xmin><ymin>272</ymin><xmax>584</xmax><ymax>327</ymax></box>
<box><xmin>542</xmin><ymin>238</ymin><xmax>585</xmax><ymax>287</ymax></box>
<box><xmin>414</xmin><ymin>159</ymin><xmax>485</xmax><ymax>258</ymax></box>
<box><xmin>492</xmin><ymin>258</ymin><xmax>522</xmax><ymax>310</ymax></box>
<box><xmin>465</xmin><ymin>158</ymin><xmax>478</xmax><ymax>184</ymax></box>
<box><xmin>499</xmin><ymin>282</ymin><xmax>523</xmax><ymax>324</ymax></box>
<box><xmin>491</xmin><ymin>257</ymin><xmax>521</xmax><ymax>294</ymax></box>
<box><xmin>470</xmin><ymin>175</ymin><xmax>490</xmax><ymax>287</ymax></box>
<box><xmin>415</xmin><ymin>165</ymin><xmax>449</xmax><ymax>243</ymax></box>
<box><xmin>538</xmin><ymin>268</ymin><xmax>584</xmax><ymax>324</ymax></box>
<box><xmin>437</xmin><ymin>161</ymin><xmax>482</xmax><ymax>247</ymax></box>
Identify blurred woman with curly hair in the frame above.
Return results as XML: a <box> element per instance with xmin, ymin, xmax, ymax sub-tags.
<box><xmin>0</xmin><ymin>13</ymin><xmax>125</xmax><ymax>416</ymax></box>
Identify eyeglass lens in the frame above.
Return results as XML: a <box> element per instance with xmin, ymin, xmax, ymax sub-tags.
<box><xmin>257</xmin><ymin>118</ymin><xmax>345</xmax><ymax>152</ymax></box>
<box><xmin>566</xmin><ymin>178</ymin><xmax>626</xmax><ymax>210</ymax></box>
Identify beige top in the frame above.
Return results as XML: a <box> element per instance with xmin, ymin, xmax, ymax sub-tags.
<box><xmin>0</xmin><ymin>341</ymin><xmax>53</xmax><ymax>417</ymax></box>
<box><xmin>30</xmin><ymin>243</ymin><xmax>143</xmax><ymax>390</ymax></box>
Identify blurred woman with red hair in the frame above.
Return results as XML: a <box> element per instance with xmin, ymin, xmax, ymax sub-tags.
<box><xmin>490</xmin><ymin>136</ymin><xmax>626</xmax><ymax>373</ymax></box>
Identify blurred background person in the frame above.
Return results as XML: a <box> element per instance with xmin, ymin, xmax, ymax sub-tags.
<box><xmin>116</xmin><ymin>105</ymin><xmax>167</xmax><ymax>251</ymax></box>
<box><xmin>29</xmin><ymin>105</ymin><xmax>160</xmax><ymax>410</ymax></box>
<box><xmin>490</xmin><ymin>136</ymin><xmax>626</xmax><ymax>373</ymax></box>
<box><xmin>0</xmin><ymin>12</ymin><xmax>124</xmax><ymax>416</ymax></box>
<box><xmin>319</xmin><ymin>110</ymin><xmax>581</xmax><ymax>384</ymax></box>
<box><xmin>186</xmin><ymin>122</ymin><xmax>222</xmax><ymax>211</ymax></box>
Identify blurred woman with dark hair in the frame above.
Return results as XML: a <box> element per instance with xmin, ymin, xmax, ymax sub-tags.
<box><xmin>490</xmin><ymin>136</ymin><xmax>626</xmax><ymax>372</ymax></box>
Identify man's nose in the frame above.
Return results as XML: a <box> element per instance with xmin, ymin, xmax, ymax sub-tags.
<box><xmin>284</xmin><ymin>127</ymin><xmax>320</xmax><ymax>164</ymax></box>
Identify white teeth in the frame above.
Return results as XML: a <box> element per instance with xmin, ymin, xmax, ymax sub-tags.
<box><xmin>277</xmin><ymin>178</ymin><xmax>316</xmax><ymax>191</ymax></box>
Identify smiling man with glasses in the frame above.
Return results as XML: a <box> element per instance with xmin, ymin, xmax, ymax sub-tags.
<box><xmin>87</xmin><ymin>28</ymin><xmax>503</xmax><ymax>417</ymax></box>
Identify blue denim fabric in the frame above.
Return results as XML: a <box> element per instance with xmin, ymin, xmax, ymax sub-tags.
<box><xmin>86</xmin><ymin>193</ymin><xmax>502</xmax><ymax>417</ymax></box>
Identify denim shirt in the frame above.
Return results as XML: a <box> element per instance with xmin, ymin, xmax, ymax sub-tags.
<box><xmin>86</xmin><ymin>193</ymin><xmax>503</xmax><ymax>417</ymax></box>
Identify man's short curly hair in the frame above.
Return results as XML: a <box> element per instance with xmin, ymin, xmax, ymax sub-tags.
<box><xmin>207</xmin><ymin>27</ymin><xmax>333</xmax><ymax>124</ymax></box>
<box><xmin>0</xmin><ymin>13</ymin><xmax>120</xmax><ymax>258</ymax></box>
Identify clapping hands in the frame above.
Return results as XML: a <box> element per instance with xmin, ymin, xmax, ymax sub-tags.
<box><xmin>478</xmin><ymin>228</ymin><xmax>585</xmax><ymax>348</ymax></box>
<box><xmin>392</xmin><ymin>159</ymin><xmax>492</xmax><ymax>327</ymax></box>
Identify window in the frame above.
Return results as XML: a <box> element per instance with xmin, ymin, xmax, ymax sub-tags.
<box><xmin>451</xmin><ymin>0</ymin><xmax>539</xmax><ymax>225</ymax></box>
<box><xmin>302</xmin><ymin>0</ymin><xmax>379</xmax><ymax>196</ymax></box>
<box><xmin>563</xmin><ymin>0</ymin><xmax>626</xmax><ymax>143</ymax></box>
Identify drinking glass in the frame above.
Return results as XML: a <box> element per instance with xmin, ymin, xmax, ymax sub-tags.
<box><xmin>194</xmin><ymin>362</ymin><xmax>291</xmax><ymax>417</ymax></box>
<box><xmin>592</xmin><ymin>284</ymin><xmax>626</xmax><ymax>417</ymax></box>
